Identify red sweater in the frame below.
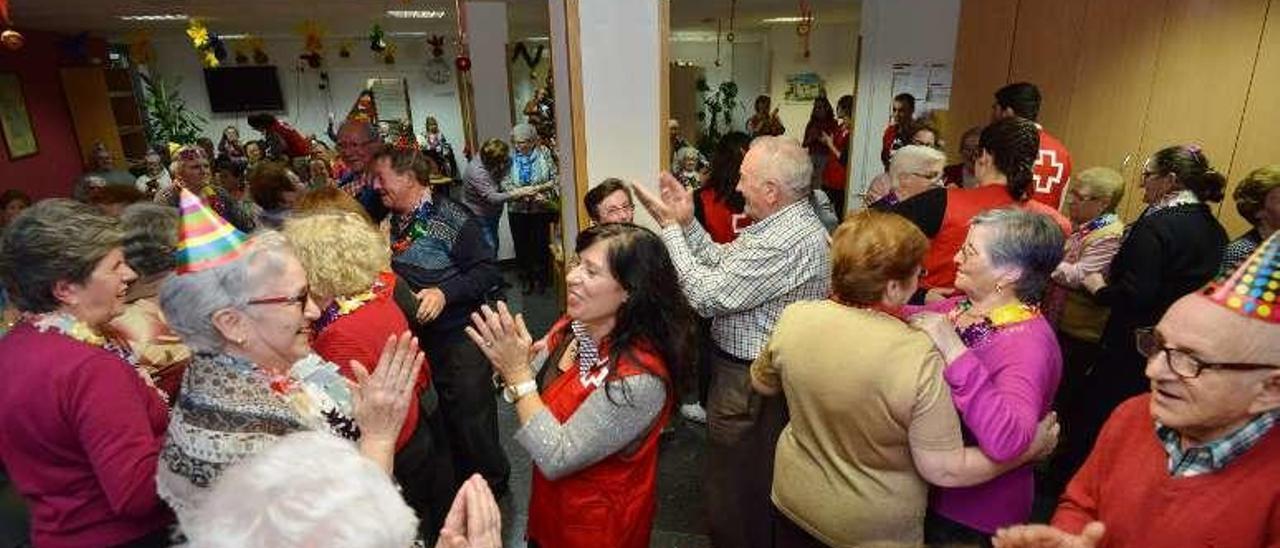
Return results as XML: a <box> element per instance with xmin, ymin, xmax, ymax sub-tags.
<box><xmin>311</xmin><ymin>279</ymin><xmax>429</xmax><ymax>451</ymax></box>
<box><xmin>0</xmin><ymin>324</ymin><xmax>172</xmax><ymax>547</ymax></box>
<box><xmin>1052</xmin><ymin>395</ymin><xmax>1280</xmax><ymax>547</ymax></box>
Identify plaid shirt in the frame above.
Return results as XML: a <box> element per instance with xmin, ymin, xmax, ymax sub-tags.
<box><xmin>661</xmin><ymin>200</ymin><xmax>830</xmax><ymax>361</ymax></box>
<box><xmin>1156</xmin><ymin>410</ymin><xmax>1280</xmax><ymax>477</ymax></box>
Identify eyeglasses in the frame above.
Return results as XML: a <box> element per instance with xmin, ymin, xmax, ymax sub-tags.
<box><xmin>958</xmin><ymin>241</ymin><xmax>980</xmax><ymax>262</ymax></box>
<box><xmin>337</xmin><ymin>140</ymin><xmax>376</xmax><ymax>151</ymax></box>
<box><xmin>602</xmin><ymin>203</ymin><xmax>635</xmax><ymax>216</ymax></box>
<box><xmin>908</xmin><ymin>171</ymin><xmax>943</xmax><ymax>183</ymax></box>
<box><xmin>1134</xmin><ymin>327</ymin><xmax>1277</xmax><ymax>379</ymax></box>
<box><xmin>1067</xmin><ymin>190</ymin><xmax>1101</xmax><ymax>203</ymax></box>
<box><xmin>247</xmin><ymin>286</ymin><xmax>311</xmax><ymax>309</ymax></box>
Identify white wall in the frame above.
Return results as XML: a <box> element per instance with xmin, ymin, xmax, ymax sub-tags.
<box><xmin>144</xmin><ymin>32</ymin><xmax>466</xmax><ymax>172</ymax></box>
<box><xmin>848</xmin><ymin>0</ymin><xmax>960</xmax><ymax>210</ymax></box>
<box><xmin>766</xmin><ymin>22</ymin><xmax>859</xmax><ymax>141</ymax></box>
<box><xmin>467</xmin><ymin>1</ymin><xmax>513</xmax><ymax>146</ymax></box>
<box><xmin>669</xmin><ymin>35</ymin><xmax>767</xmax><ymax>135</ymax></box>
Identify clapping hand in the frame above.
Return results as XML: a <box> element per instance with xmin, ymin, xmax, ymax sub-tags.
<box><xmin>350</xmin><ymin>332</ymin><xmax>423</xmax><ymax>447</ymax></box>
<box><xmin>992</xmin><ymin>522</ymin><xmax>1105</xmax><ymax>548</ymax></box>
<box><xmin>435</xmin><ymin>474</ymin><xmax>503</xmax><ymax>548</ymax></box>
<box><xmin>465</xmin><ymin>302</ymin><xmax>541</xmax><ymax>386</ymax></box>
<box><xmin>631</xmin><ymin>172</ymin><xmax>694</xmax><ymax>228</ymax></box>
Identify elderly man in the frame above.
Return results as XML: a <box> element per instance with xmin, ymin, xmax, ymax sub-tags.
<box><xmin>74</xmin><ymin>143</ymin><xmax>136</xmax><ymax>201</ymax></box>
<box><xmin>994</xmin><ymin>234</ymin><xmax>1280</xmax><ymax>548</ymax></box>
<box><xmin>336</xmin><ymin>119</ymin><xmax>388</xmax><ymax>221</ymax></box>
<box><xmin>635</xmin><ymin>136</ymin><xmax>831</xmax><ymax>548</ymax></box>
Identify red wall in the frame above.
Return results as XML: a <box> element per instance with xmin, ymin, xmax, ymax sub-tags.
<box><xmin>0</xmin><ymin>30</ymin><xmax>91</xmax><ymax>200</ymax></box>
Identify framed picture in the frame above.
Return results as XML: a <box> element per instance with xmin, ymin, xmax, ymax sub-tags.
<box><xmin>0</xmin><ymin>72</ymin><xmax>38</xmax><ymax>159</ymax></box>
<box><xmin>784</xmin><ymin>72</ymin><xmax>825</xmax><ymax>103</ymax></box>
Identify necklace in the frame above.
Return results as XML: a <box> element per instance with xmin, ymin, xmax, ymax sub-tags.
<box><xmin>947</xmin><ymin>300</ymin><xmax>1039</xmax><ymax>347</ymax></box>
<box><xmin>390</xmin><ymin>194</ymin><xmax>434</xmax><ymax>255</ymax></box>
<box><xmin>313</xmin><ymin>281</ymin><xmax>382</xmax><ymax>334</ymax></box>
<box><xmin>27</xmin><ymin>311</ymin><xmax>169</xmax><ymax>404</ymax></box>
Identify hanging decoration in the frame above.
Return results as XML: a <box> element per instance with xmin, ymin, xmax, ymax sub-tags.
<box><xmin>338</xmin><ymin>40</ymin><xmax>352</xmax><ymax>59</ymax></box>
<box><xmin>713</xmin><ymin>18</ymin><xmax>722</xmax><ymax>67</ymax></box>
<box><xmin>369</xmin><ymin>24</ymin><xmax>387</xmax><ymax>53</ymax></box>
<box><xmin>297</xmin><ymin>20</ymin><xmax>325</xmax><ymax>56</ymax></box>
<box><xmin>511</xmin><ymin>42</ymin><xmax>544</xmax><ymax>69</ymax></box>
<box><xmin>186</xmin><ymin>19</ymin><xmax>222</xmax><ymax>68</ymax></box>
<box><xmin>453</xmin><ymin>0</ymin><xmax>477</xmax><ymax>158</ymax></box>
<box><xmin>796</xmin><ymin>0</ymin><xmax>814</xmax><ymax>59</ymax></box>
<box><xmin>233</xmin><ymin>39</ymin><xmax>250</xmax><ymax>64</ymax></box>
<box><xmin>127</xmin><ymin>30</ymin><xmax>154</xmax><ymax>65</ymax></box>
<box><xmin>425</xmin><ymin>35</ymin><xmax>452</xmax><ymax>85</ymax></box>
<box><xmin>0</xmin><ymin>0</ymin><xmax>23</xmax><ymax>51</ymax></box>
<box><xmin>382</xmin><ymin>42</ymin><xmax>397</xmax><ymax>65</ymax></box>
<box><xmin>726</xmin><ymin>0</ymin><xmax>738</xmax><ymax>43</ymax></box>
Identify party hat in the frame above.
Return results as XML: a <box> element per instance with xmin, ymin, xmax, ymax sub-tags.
<box><xmin>346</xmin><ymin>89</ymin><xmax>378</xmax><ymax>126</ymax></box>
<box><xmin>1202</xmin><ymin>231</ymin><xmax>1280</xmax><ymax>324</ymax></box>
<box><xmin>175</xmin><ymin>187</ymin><xmax>248</xmax><ymax>274</ymax></box>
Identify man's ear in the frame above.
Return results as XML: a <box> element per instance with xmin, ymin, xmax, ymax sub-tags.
<box><xmin>1251</xmin><ymin>370</ymin><xmax>1280</xmax><ymax>415</ymax></box>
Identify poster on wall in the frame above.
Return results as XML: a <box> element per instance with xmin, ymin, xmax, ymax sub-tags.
<box><xmin>784</xmin><ymin>72</ymin><xmax>825</xmax><ymax>103</ymax></box>
<box><xmin>0</xmin><ymin>73</ymin><xmax>38</xmax><ymax>160</ymax></box>
<box><xmin>890</xmin><ymin>62</ymin><xmax>952</xmax><ymax>114</ymax></box>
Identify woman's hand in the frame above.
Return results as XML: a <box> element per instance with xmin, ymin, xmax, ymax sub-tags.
<box><xmin>1082</xmin><ymin>272</ymin><xmax>1107</xmax><ymax>295</ymax></box>
<box><xmin>351</xmin><ymin>332</ymin><xmax>423</xmax><ymax>447</ymax></box>
<box><xmin>435</xmin><ymin>474</ymin><xmax>503</xmax><ymax>548</ymax></box>
<box><xmin>1021</xmin><ymin>411</ymin><xmax>1060</xmax><ymax>464</ymax></box>
<box><xmin>465</xmin><ymin>302</ymin><xmax>535</xmax><ymax>386</ymax></box>
<box><xmin>993</xmin><ymin>522</ymin><xmax>1105</xmax><ymax>548</ymax></box>
<box><xmin>909</xmin><ymin>312</ymin><xmax>967</xmax><ymax>362</ymax></box>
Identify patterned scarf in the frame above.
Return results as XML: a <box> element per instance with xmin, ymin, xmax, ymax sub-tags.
<box><xmin>513</xmin><ymin>150</ymin><xmax>537</xmax><ymax>185</ymax></box>
<box><xmin>27</xmin><ymin>311</ymin><xmax>168</xmax><ymax>404</ymax></box>
<box><xmin>390</xmin><ymin>194</ymin><xmax>435</xmax><ymax>255</ymax></box>
<box><xmin>569</xmin><ymin>320</ymin><xmax>610</xmax><ymax>388</ymax></box>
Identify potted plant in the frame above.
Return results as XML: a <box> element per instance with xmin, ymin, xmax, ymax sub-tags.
<box><xmin>140</xmin><ymin>73</ymin><xmax>206</xmax><ymax>145</ymax></box>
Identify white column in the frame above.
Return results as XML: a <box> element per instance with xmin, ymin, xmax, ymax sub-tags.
<box><xmin>465</xmin><ymin>2</ymin><xmax>513</xmax><ymax>144</ymax></box>
<box><xmin>848</xmin><ymin>0</ymin><xmax>961</xmax><ymax>212</ymax></box>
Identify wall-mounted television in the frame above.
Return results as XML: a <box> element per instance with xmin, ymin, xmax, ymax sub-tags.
<box><xmin>203</xmin><ymin>66</ymin><xmax>285</xmax><ymax>113</ymax></box>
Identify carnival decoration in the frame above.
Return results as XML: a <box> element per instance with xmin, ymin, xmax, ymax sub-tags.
<box><xmin>369</xmin><ymin>24</ymin><xmax>387</xmax><ymax>53</ymax></box>
<box><xmin>796</xmin><ymin>0</ymin><xmax>814</xmax><ymax>59</ymax></box>
<box><xmin>186</xmin><ymin>19</ymin><xmax>223</xmax><ymax>68</ymax></box>
<box><xmin>0</xmin><ymin>0</ymin><xmax>21</xmax><ymax>51</ymax></box>
<box><xmin>127</xmin><ymin>30</ymin><xmax>154</xmax><ymax>65</ymax></box>
<box><xmin>297</xmin><ymin>20</ymin><xmax>325</xmax><ymax>69</ymax></box>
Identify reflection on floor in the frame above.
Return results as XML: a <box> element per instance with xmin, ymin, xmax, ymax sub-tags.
<box><xmin>496</xmin><ymin>268</ymin><xmax>712</xmax><ymax>548</ymax></box>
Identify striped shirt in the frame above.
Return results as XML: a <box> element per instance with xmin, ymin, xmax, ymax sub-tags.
<box><xmin>661</xmin><ymin>200</ymin><xmax>830</xmax><ymax>361</ymax></box>
<box><xmin>1157</xmin><ymin>410</ymin><xmax>1280</xmax><ymax>477</ymax></box>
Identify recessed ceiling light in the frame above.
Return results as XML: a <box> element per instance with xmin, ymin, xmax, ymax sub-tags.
<box><xmin>118</xmin><ymin>14</ymin><xmax>189</xmax><ymax>21</ymax></box>
<box><xmin>386</xmin><ymin>10</ymin><xmax>447</xmax><ymax>19</ymax></box>
<box><xmin>760</xmin><ymin>17</ymin><xmax>811</xmax><ymax>24</ymax></box>
<box><xmin>389</xmin><ymin>31</ymin><xmax>429</xmax><ymax>37</ymax></box>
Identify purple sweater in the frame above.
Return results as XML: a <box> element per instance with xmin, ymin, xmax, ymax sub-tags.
<box><xmin>908</xmin><ymin>297</ymin><xmax>1062</xmax><ymax>533</ymax></box>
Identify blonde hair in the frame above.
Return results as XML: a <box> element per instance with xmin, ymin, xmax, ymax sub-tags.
<box><xmin>1072</xmin><ymin>167</ymin><xmax>1126</xmax><ymax>211</ymax></box>
<box><xmin>294</xmin><ymin>186</ymin><xmax>373</xmax><ymax>224</ymax></box>
<box><xmin>282</xmin><ymin>212</ymin><xmax>390</xmax><ymax>301</ymax></box>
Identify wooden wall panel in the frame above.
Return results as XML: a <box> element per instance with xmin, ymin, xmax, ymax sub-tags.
<box><xmin>1127</xmin><ymin>0</ymin><xmax>1269</xmax><ymax>220</ymax></box>
<box><xmin>1007</xmin><ymin>0</ymin><xmax>1089</xmax><ymax>133</ymax></box>
<box><xmin>59</xmin><ymin>67</ymin><xmax>125</xmax><ymax>167</ymax></box>
<box><xmin>1060</xmin><ymin>0</ymin><xmax>1168</xmax><ymax>219</ymax></box>
<box><xmin>1222</xmin><ymin>0</ymin><xmax>1280</xmax><ymax>236</ymax></box>
<box><xmin>942</xmin><ymin>0</ymin><xmax>1019</xmax><ymax>161</ymax></box>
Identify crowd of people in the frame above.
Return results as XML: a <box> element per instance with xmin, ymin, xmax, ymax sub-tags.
<box><xmin>0</xmin><ymin>77</ymin><xmax>1278</xmax><ymax>548</ymax></box>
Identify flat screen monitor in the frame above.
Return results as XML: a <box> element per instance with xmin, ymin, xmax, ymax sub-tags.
<box><xmin>203</xmin><ymin>66</ymin><xmax>285</xmax><ymax>113</ymax></box>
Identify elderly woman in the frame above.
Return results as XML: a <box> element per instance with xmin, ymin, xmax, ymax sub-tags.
<box><xmin>283</xmin><ymin>211</ymin><xmax>455</xmax><ymax>538</ymax></box>
<box><xmin>155</xmin><ymin>145</ymin><xmax>256</xmax><ymax>232</ymax></box>
<box><xmin>673</xmin><ymin>146</ymin><xmax>706</xmax><ymax>190</ymax></box>
<box><xmin>890</xmin><ymin>117</ymin><xmax>1069</xmax><ymax>294</ymax></box>
<box><xmin>110</xmin><ymin>203</ymin><xmax>191</xmax><ymax>400</ymax></box>
<box><xmin>156</xmin><ymin>197</ymin><xmax>423</xmax><ymax>530</ymax></box>
<box><xmin>0</xmin><ymin>200</ymin><xmax>173</xmax><ymax>546</ymax></box>
<box><xmin>1221</xmin><ymin>165</ymin><xmax>1280</xmax><ymax>272</ymax></box>
<box><xmin>583</xmin><ymin>178</ymin><xmax>635</xmax><ymax>225</ymax></box>
<box><xmin>248</xmin><ymin>162</ymin><xmax>303</xmax><ymax>228</ymax></box>
<box><xmin>504</xmin><ymin>123</ymin><xmax>560</xmax><ymax>294</ymax></box>
<box><xmin>867</xmin><ymin>144</ymin><xmax>948</xmax><ymax>208</ymax></box>
<box><xmin>466</xmin><ymin>223</ymin><xmax>698</xmax><ymax>548</ymax></box>
<box><xmin>751</xmin><ymin>210</ymin><xmax>1056</xmax><ymax>547</ymax></box>
<box><xmin>461</xmin><ymin>138</ymin><xmax>542</xmax><ymax>252</ymax></box>
<box><xmin>907</xmin><ymin>208</ymin><xmax>1065</xmax><ymax>543</ymax></box>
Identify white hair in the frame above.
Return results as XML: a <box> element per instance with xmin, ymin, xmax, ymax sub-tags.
<box><xmin>160</xmin><ymin>230</ymin><xmax>295</xmax><ymax>353</ymax></box>
<box><xmin>746</xmin><ymin>136</ymin><xmax>812</xmax><ymax>201</ymax></box>
<box><xmin>888</xmin><ymin>145</ymin><xmax>947</xmax><ymax>181</ymax></box>
<box><xmin>674</xmin><ymin>146</ymin><xmax>701</xmax><ymax>164</ymax></box>
<box><xmin>511</xmin><ymin>123</ymin><xmax>538</xmax><ymax>142</ymax></box>
<box><xmin>183</xmin><ymin>432</ymin><xmax>418</xmax><ymax>548</ymax></box>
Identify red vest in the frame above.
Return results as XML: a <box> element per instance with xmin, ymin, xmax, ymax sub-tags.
<box><xmin>922</xmin><ymin>185</ymin><xmax>1014</xmax><ymax>289</ymax></box>
<box><xmin>1029</xmin><ymin>128</ymin><xmax>1072</xmax><ymax>209</ymax></box>
<box><xmin>526</xmin><ymin>321</ymin><xmax>672</xmax><ymax>548</ymax></box>
<box><xmin>822</xmin><ymin>125</ymin><xmax>851</xmax><ymax>190</ymax></box>
<box><xmin>698</xmin><ymin>189</ymin><xmax>753</xmax><ymax>244</ymax></box>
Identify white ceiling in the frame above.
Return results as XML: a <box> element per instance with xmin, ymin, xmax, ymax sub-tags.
<box><xmin>7</xmin><ymin>0</ymin><xmax>858</xmax><ymax>40</ymax></box>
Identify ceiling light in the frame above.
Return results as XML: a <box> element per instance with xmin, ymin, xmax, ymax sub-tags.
<box><xmin>118</xmin><ymin>14</ymin><xmax>189</xmax><ymax>21</ymax></box>
<box><xmin>386</xmin><ymin>10</ymin><xmax>447</xmax><ymax>19</ymax></box>
<box><xmin>389</xmin><ymin>31</ymin><xmax>428</xmax><ymax>37</ymax></box>
<box><xmin>220</xmin><ymin>34</ymin><xmax>248</xmax><ymax>40</ymax></box>
<box><xmin>760</xmin><ymin>17</ymin><xmax>811</xmax><ymax>24</ymax></box>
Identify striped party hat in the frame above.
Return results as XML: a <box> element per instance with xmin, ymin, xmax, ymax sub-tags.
<box><xmin>1202</xmin><ymin>231</ymin><xmax>1280</xmax><ymax>324</ymax></box>
<box><xmin>175</xmin><ymin>187</ymin><xmax>247</xmax><ymax>274</ymax></box>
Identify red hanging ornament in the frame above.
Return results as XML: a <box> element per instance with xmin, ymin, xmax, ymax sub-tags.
<box><xmin>796</xmin><ymin>0</ymin><xmax>814</xmax><ymax>59</ymax></box>
<box><xmin>455</xmin><ymin>56</ymin><xmax>471</xmax><ymax>72</ymax></box>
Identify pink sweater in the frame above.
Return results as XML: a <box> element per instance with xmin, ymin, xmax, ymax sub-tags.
<box><xmin>0</xmin><ymin>323</ymin><xmax>172</xmax><ymax>547</ymax></box>
<box><xmin>908</xmin><ymin>297</ymin><xmax>1062</xmax><ymax>533</ymax></box>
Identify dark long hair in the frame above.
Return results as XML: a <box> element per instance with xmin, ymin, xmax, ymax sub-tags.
<box><xmin>705</xmin><ymin>131</ymin><xmax>752</xmax><ymax>209</ymax></box>
<box><xmin>564</xmin><ymin>223</ymin><xmax>698</xmax><ymax>404</ymax></box>
<box><xmin>979</xmin><ymin>116</ymin><xmax>1040</xmax><ymax>201</ymax></box>
<box><xmin>1148</xmin><ymin>144</ymin><xmax>1226</xmax><ymax>203</ymax></box>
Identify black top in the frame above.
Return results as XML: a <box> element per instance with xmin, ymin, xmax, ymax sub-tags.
<box><xmin>881</xmin><ymin>186</ymin><xmax>947</xmax><ymax>237</ymax></box>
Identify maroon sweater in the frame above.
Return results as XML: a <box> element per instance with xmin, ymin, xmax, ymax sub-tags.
<box><xmin>0</xmin><ymin>323</ymin><xmax>172</xmax><ymax>547</ymax></box>
<box><xmin>1053</xmin><ymin>394</ymin><xmax>1280</xmax><ymax>547</ymax></box>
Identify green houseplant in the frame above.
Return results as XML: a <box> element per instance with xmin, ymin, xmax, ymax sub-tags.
<box><xmin>140</xmin><ymin>74</ymin><xmax>206</xmax><ymax>145</ymax></box>
<box><xmin>695</xmin><ymin>78</ymin><xmax>740</xmax><ymax>156</ymax></box>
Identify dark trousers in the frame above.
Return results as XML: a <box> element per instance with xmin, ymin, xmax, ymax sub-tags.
<box><xmin>924</xmin><ymin>510</ymin><xmax>993</xmax><ymax>548</ymax></box>
<box><xmin>508</xmin><ymin>211</ymin><xmax>556</xmax><ymax>287</ymax></box>
<box><xmin>705</xmin><ymin>351</ymin><xmax>789</xmax><ymax>548</ymax></box>
<box><xmin>771</xmin><ymin>505</ymin><xmax>826</xmax><ymax>548</ymax></box>
<box><xmin>394</xmin><ymin>387</ymin><xmax>457</xmax><ymax>544</ymax></box>
<box><xmin>423</xmin><ymin>329</ymin><xmax>510</xmax><ymax>494</ymax></box>
<box><xmin>1043</xmin><ymin>331</ymin><xmax>1104</xmax><ymax>500</ymax></box>
<box><xmin>824</xmin><ymin>187</ymin><xmax>846</xmax><ymax>221</ymax></box>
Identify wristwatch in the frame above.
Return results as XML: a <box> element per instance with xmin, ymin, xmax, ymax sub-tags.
<box><xmin>502</xmin><ymin>379</ymin><xmax>538</xmax><ymax>403</ymax></box>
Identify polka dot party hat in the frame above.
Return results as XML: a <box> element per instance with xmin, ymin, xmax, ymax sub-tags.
<box><xmin>1203</xmin><ymin>231</ymin><xmax>1280</xmax><ymax>324</ymax></box>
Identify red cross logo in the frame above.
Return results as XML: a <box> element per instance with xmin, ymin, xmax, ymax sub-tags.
<box><xmin>1032</xmin><ymin>150</ymin><xmax>1065</xmax><ymax>194</ymax></box>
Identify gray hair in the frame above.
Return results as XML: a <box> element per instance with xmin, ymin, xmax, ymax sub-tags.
<box><xmin>183</xmin><ymin>432</ymin><xmax>418</xmax><ymax>548</ymax></box>
<box><xmin>970</xmin><ymin>208</ymin><xmax>1066</xmax><ymax>303</ymax></box>
<box><xmin>511</xmin><ymin>123</ymin><xmax>538</xmax><ymax>142</ymax></box>
<box><xmin>160</xmin><ymin>230</ymin><xmax>296</xmax><ymax>353</ymax></box>
<box><xmin>0</xmin><ymin>199</ymin><xmax>123</xmax><ymax>313</ymax></box>
<box><xmin>888</xmin><ymin>145</ymin><xmax>947</xmax><ymax>181</ymax></box>
<box><xmin>121</xmin><ymin>203</ymin><xmax>179</xmax><ymax>277</ymax></box>
<box><xmin>674</xmin><ymin>146</ymin><xmax>701</xmax><ymax>164</ymax></box>
<box><xmin>747</xmin><ymin>136</ymin><xmax>812</xmax><ymax>201</ymax></box>
<box><xmin>1072</xmin><ymin>166</ymin><xmax>1126</xmax><ymax>211</ymax></box>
